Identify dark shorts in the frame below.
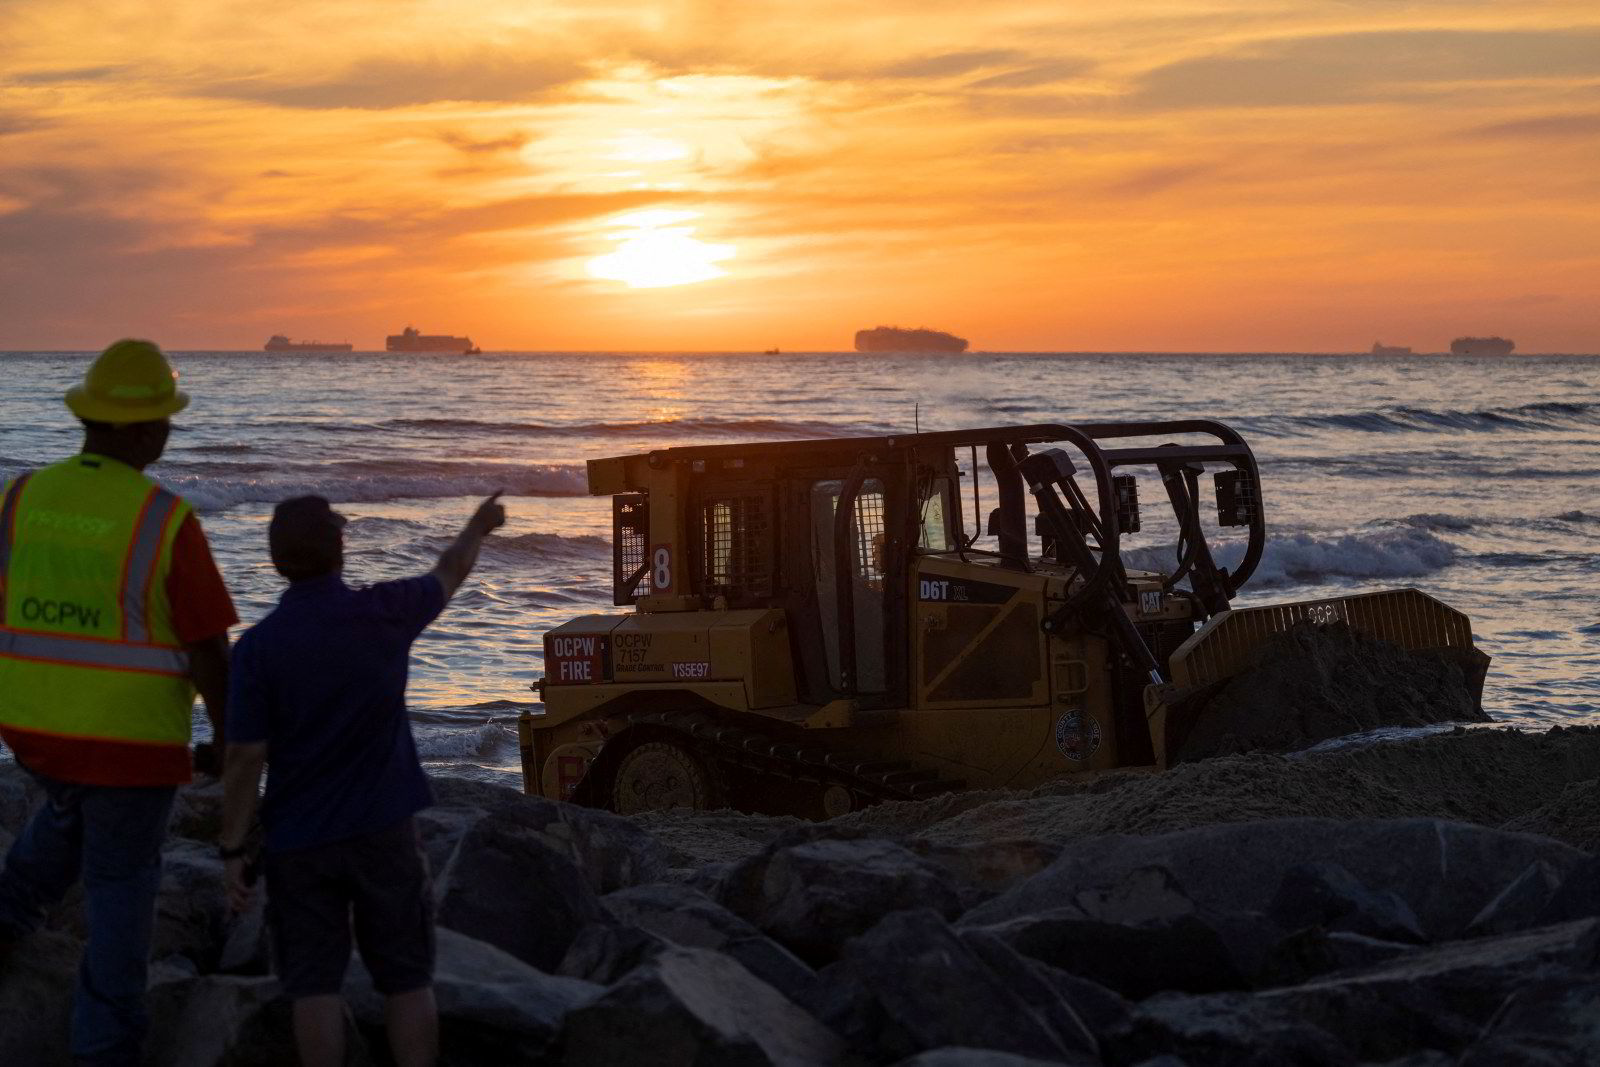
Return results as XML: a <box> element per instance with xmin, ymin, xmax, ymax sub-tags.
<box><xmin>264</xmin><ymin>816</ymin><xmax>435</xmax><ymax>999</ymax></box>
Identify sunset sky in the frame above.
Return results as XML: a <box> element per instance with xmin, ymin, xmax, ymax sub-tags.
<box><xmin>2</xmin><ymin>1</ymin><xmax>1597</xmax><ymax>352</ymax></box>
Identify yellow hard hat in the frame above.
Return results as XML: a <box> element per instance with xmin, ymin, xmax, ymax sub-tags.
<box><xmin>64</xmin><ymin>339</ymin><xmax>191</xmax><ymax>424</ymax></box>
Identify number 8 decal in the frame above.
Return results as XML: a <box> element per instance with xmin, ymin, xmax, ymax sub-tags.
<box><xmin>651</xmin><ymin>544</ymin><xmax>672</xmax><ymax>592</ymax></box>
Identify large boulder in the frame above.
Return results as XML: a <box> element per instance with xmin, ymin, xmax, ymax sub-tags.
<box><xmin>167</xmin><ymin>780</ymin><xmax>225</xmax><ymax>843</ymax></box>
<box><xmin>556</xmin><ymin>923</ymin><xmax>670</xmax><ymax>986</ymax></box>
<box><xmin>807</xmin><ymin>908</ymin><xmax>1099</xmax><ymax>1064</ymax></box>
<box><xmin>906</xmin><ymin>839</ymin><xmax>1064</xmax><ymax>898</ymax></box>
<box><xmin>1458</xmin><ymin>977</ymin><xmax>1600</xmax><ymax>1066</ymax></box>
<box><xmin>432</xmin><ymin>812</ymin><xmax>608</xmax><ymax>971</ymax></box>
<box><xmin>0</xmin><ymin>929</ymin><xmax>78</xmax><ymax>1066</ymax></box>
<box><xmin>348</xmin><ymin>927</ymin><xmax>602</xmax><ymax>1064</ymax></box>
<box><xmin>975</xmin><ymin>905</ymin><xmax>1247</xmax><ymax>998</ymax></box>
<box><xmin>601</xmin><ymin>884</ymin><xmax>818</xmax><ymax>1002</ymax></box>
<box><xmin>1256</xmin><ymin>918</ymin><xmax>1600</xmax><ymax>1061</ymax></box>
<box><xmin>1536</xmin><ymin>854</ymin><xmax>1600</xmax><ymax>924</ymax></box>
<box><xmin>963</xmin><ymin>863</ymin><xmax>1280</xmax><ymax>994</ymax></box>
<box><xmin>999</xmin><ymin>952</ymin><xmax>1133</xmax><ymax>1047</ymax></box>
<box><xmin>1267</xmin><ymin>862</ymin><xmax>1424</xmax><ymax>943</ymax></box>
<box><xmin>559</xmin><ymin>946</ymin><xmax>843</xmax><ymax>1066</ymax></box>
<box><xmin>716</xmin><ymin>835</ymin><xmax>966</xmax><ymax>964</ymax></box>
<box><xmin>964</xmin><ymin>818</ymin><xmax>1587</xmax><ymax>943</ymax></box>
<box><xmin>1257</xmin><ymin>929</ymin><xmax>1417</xmax><ymax>988</ymax></box>
<box><xmin>142</xmin><ymin>971</ymin><xmax>300</xmax><ymax>1067</ymax></box>
<box><xmin>1465</xmin><ymin>860</ymin><xmax>1565</xmax><ymax>937</ymax></box>
<box><xmin>153</xmin><ymin>839</ymin><xmax>232</xmax><ymax>970</ymax></box>
<box><xmin>958</xmin><ymin>927</ymin><xmax>1122</xmax><ymax>1056</ymax></box>
<box><xmin>428</xmin><ymin>775</ymin><xmax>669</xmax><ymax>893</ymax></box>
<box><xmin>1121</xmin><ymin>991</ymin><xmax>1351</xmax><ymax>1067</ymax></box>
<box><xmin>0</xmin><ymin>764</ymin><xmax>34</xmax><ymax>837</ymax></box>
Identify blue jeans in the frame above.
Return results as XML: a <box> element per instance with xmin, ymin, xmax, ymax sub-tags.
<box><xmin>0</xmin><ymin>771</ymin><xmax>176</xmax><ymax>1066</ymax></box>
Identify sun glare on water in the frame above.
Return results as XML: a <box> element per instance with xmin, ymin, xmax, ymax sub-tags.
<box><xmin>587</xmin><ymin>210</ymin><xmax>735</xmax><ymax>289</ymax></box>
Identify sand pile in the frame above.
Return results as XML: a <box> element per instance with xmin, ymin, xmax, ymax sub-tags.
<box><xmin>1175</xmin><ymin>621</ymin><xmax>1489</xmax><ymax>762</ymax></box>
<box><xmin>846</xmin><ymin>726</ymin><xmax>1600</xmax><ymax>847</ymax></box>
<box><xmin>637</xmin><ymin>727</ymin><xmax>1600</xmax><ymax>866</ymax></box>
<box><xmin>1503</xmin><ymin>773</ymin><xmax>1600</xmax><ymax>851</ymax></box>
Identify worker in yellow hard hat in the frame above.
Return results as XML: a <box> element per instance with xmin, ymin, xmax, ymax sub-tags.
<box><xmin>0</xmin><ymin>339</ymin><xmax>237</xmax><ymax>1064</ymax></box>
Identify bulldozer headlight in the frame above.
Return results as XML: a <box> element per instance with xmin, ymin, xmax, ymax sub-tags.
<box><xmin>1114</xmin><ymin>475</ymin><xmax>1141</xmax><ymax>534</ymax></box>
<box><xmin>1214</xmin><ymin>469</ymin><xmax>1259</xmax><ymax>527</ymax></box>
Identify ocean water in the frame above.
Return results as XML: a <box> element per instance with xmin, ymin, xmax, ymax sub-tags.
<box><xmin>3</xmin><ymin>350</ymin><xmax>1598</xmax><ymax>786</ymax></box>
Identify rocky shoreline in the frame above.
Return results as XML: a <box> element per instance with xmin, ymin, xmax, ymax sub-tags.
<box><xmin>2</xmin><ymin>725</ymin><xmax>1598</xmax><ymax>1065</ymax></box>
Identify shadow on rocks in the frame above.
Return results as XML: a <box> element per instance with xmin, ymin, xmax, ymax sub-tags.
<box><xmin>427</xmin><ymin>776</ymin><xmax>670</xmax><ymax>894</ymax></box>
<box><xmin>559</xmin><ymin>945</ymin><xmax>843</xmax><ymax>1066</ymax></box>
<box><xmin>713</xmin><ymin>829</ymin><xmax>969</xmax><ymax>966</ymax></box>
<box><xmin>431</xmin><ymin>811</ymin><xmax>608</xmax><ymax>972</ymax></box>
<box><xmin>806</xmin><ymin>908</ymin><xmax>1100</xmax><ymax>1065</ymax></box>
<box><xmin>349</xmin><ymin>927</ymin><xmax>602</xmax><ymax>1065</ymax></box>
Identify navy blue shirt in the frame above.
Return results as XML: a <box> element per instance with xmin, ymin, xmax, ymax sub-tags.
<box><xmin>227</xmin><ymin>572</ymin><xmax>446</xmax><ymax>853</ymax></box>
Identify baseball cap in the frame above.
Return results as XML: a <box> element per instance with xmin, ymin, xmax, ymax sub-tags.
<box><xmin>269</xmin><ymin>495</ymin><xmax>347</xmax><ymax>579</ymax></box>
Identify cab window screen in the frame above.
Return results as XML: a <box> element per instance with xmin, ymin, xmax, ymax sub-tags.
<box><xmin>811</xmin><ymin>478</ymin><xmax>887</xmax><ymax>692</ymax></box>
<box><xmin>699</xmin><ymin>491</ymin><xmax>773</xmax><ymax>600</ymax></box>
<box><xmin>613</xmin><ymin>493</ymin><xmax>650</xmax><ymax>604</ymax></box>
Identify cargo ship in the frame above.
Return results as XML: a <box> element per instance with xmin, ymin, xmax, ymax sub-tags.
<box><xmin>386</xmin><ymin>326</ymin><xmax>480</xmax><ymax>354</ymax></box>
<box><xmin>1370</xmin><ymin>342</ymin><xmax>1413</xmax><ymax>356</ymax></box>
<box><xmin>1450</xmin><ymin>336</ymin><xmax>1515</xmax><ymax>356</ymax></box>
<box><xmin>854</xmin><ymin>326</ymin><xmax>969</xmax><ymax>353</ymax></box>
<box><xmin>264</xmin><ymin>335</ymin><xmax>354</xmax><ymax>352</ymax></box>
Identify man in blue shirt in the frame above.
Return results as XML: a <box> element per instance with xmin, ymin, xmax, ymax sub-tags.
<box><xmin>218</xmin><ymin>491</ymin><xmax>505</xmax><ymax>1067</ymax></box>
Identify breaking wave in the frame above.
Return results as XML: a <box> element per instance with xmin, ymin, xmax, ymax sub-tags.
<box><xmin>1245</xmin><ymin>529</ymin><xmax>1459</xmax><ymax>586</ymax></box>
<box><xmin>161</xmin><ymin>460</ymin><xmax>588</xmax><ymax>510</ymax></box>
<box><xmin>1125</xmin><ymin>527</ymin><xmax>1459</xmax><ymax>588</ymax></box>
<box><xmin>1248</xmin><ymin>401</ymin><xmax>1600</xmax><ymax>437</ymax></box>
<box><xmin>412</xmin><ymin>722</ymin><xmax>517</xmax><ymax>761</ymax></box>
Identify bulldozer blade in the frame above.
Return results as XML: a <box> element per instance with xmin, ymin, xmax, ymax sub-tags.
<box><xmin>1144</xmin><ymin>587</ymin><xmax>1490</xmax><ymax>768</ymax></box>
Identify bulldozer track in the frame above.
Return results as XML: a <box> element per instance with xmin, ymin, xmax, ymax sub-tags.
<box><xmin>614</xmin><ymin>709</ymin><xmax>966</xmax><ymax>807</ymax></box>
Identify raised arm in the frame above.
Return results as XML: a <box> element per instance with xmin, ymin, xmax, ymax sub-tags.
<box><xmin>430</xmin><ymin>491</ymin><xmax>507</xmax><ymax>600</ymax></box>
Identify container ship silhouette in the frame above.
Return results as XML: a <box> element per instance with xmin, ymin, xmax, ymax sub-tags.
<box><xmin>264</xmin><ymin>335</ymin><xmax>353</xmax><ymax>352</ymax></box>
<box><xmin>1450</xmin><ymin>336</ymin><xmax>1515</xmax><ymax>356</ymax></box>
<box><xmin>854</xmin><ymin>326</ymin><xmax>969</xmax><ymax>353</ymax></box>
<box><xmin>386</xmin><ymin>326</ymin><xmax>480</xmax><ymax>354</ymax></box>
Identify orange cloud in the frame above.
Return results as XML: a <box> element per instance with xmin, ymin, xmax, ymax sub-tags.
<box><xmin>0</xmin><ymin>0</ymin><xmax>1597</xmax><ymax>351</ymax></box>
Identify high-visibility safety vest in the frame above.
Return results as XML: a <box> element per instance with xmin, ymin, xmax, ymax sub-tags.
<box><xmin>0</xmin><ymin>455</ymin><xmax>196</xmax><ymax>785</ymax></box>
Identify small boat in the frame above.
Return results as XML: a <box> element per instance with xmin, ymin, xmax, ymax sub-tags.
<box><xmin>264</xmin><ymin>335</ymin><xmax>354</xmax><ymax>352</ymax></box>
<box><xmin>1450</xmin><ymin>336</ymin><xmax>1515</xmax><ymax>356</ymax></box>
<box><xmin>386</xmin><ymin>326</ymin><xmax>478</xmax><ymax>354</ymax></box>
<box><xmin>1370</xmin><ymin>342</ymin><xmax>1413</xmax><ymax>357</ymax></box>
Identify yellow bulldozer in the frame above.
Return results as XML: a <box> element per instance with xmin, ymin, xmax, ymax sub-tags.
<box><xmin>520</xmin><ymin>422</ymin><xmax>1487</xmax><ymax>816</ymax></box>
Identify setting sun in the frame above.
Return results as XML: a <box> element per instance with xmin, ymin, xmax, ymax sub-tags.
<box><xmin>585</xmin><ymin>210</ymin><xmax>736</xmax><ymax>289</ymax></box>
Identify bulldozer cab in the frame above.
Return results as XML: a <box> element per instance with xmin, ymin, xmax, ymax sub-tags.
<box><xmin>587</xmin><ymin>421</ymin><xmax>1266</xmax><ymax>715</ymax></box>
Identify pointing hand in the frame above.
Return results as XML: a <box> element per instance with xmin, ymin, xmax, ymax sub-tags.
<box><xmin>472</xmin><ymin>490</ymin><xmax>507</xmax><ymax>536</ymax></box>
